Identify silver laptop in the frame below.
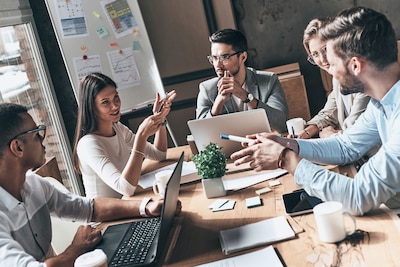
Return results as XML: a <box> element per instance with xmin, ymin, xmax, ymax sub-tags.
<box><xmin>95</xmin><ymin>152</ymin><xmax>183</xmax><ymax>267</ymax></box>
<box><xmin>187</xmin><ymin>109</ymin><xmax>271</xmax><ymax>157</ymax></box>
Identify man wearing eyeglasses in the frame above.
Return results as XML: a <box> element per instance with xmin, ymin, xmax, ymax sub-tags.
<box><xmin>196</xmin><ymin>28</ymin><xmax>289</xmax><ymax>133</ymax></box>
<box><xmin>0</xmin><ymin>103</ymin><xmax>181</xmax><ymax>266</ymax></box>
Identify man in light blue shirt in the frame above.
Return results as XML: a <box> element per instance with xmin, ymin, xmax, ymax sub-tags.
<box><xmin>231</xmin><ymin>6</ymin><xmax>400</xmax><ymax>216</ymax></box>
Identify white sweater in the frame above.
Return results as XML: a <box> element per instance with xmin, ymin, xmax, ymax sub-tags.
<box><xmin>77</xmin><ymin>122</ymin><xmax>166</xmax><ymax>198</ymax></box>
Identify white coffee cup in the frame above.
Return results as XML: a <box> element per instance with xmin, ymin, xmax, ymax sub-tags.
<box><xmin>74</xmin><ymin>249</ymin><xmax>108</xmax><ymax>267</ymax></box>
<box><xmin>286</xmin><ymin>118</ymin><xmax>305</xmax><ymax>136</ymax></box>
<box><xmin>313</xmin><ymin>201</ymin><xmax>356</xmax><ymax>243</ymax></box>
<box><xmin>153</xmin><ymin>170</ymin><xmax>173</xmax><ymax>196</ymax></box>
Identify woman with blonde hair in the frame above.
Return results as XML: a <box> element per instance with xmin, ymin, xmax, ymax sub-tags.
<box><xmin>298</xmin><ymin>17</ymin><xmax>370</xmax><ymax>139</ymax></box>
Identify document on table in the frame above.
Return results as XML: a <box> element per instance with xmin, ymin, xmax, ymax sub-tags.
<box><xmin>219</xmin><ymin>215</ymin><xmax>295</xmax><ymax>255</ymax></box>
<box><xmin>222</xmin><ymin>169</ymin><xmax>287</xmax><ymax>190</ymax></box>
<box><xmin>138</xmin><ymin>161</ymin><xmax>198</xmax><ymax>189</ymax></box>
<box><xmin>194</xmin><ymin>246</ymin><xmax>284</xmax><ymax>267</ymax></box>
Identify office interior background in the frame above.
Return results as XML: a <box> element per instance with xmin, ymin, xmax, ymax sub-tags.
<box><xmin>1</xmin><ymin>0</ymin><xmax>399</xmax><ymax>194</ymax></box>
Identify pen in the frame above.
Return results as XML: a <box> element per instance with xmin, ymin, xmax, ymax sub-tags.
<box><xmin>220</xmin><ymin>134</ymin><xmax>254</xmax><ymax>144</ymax></box>
<box><xmin>218</xmin><ymin>199</ymin><xmax>229</xmax><ymax>209</ymax></box>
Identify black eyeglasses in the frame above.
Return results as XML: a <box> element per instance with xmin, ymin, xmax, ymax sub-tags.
<box><xmin>207</xmin><ymin>51</ymin><xmax>243</xmax><ymax>65</ymax></box>
<box><xmin>307</xmin><ymin>46</ymin><xmax>327</xmax><ymax>65</ymax></box>
<box><xmin>10</xmin><ymin>125</ymin><xmax>47</xmax><ymax>143</ymax></box>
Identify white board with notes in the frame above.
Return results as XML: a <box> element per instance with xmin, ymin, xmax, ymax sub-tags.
<box><xmin>44</xmin><ymin>0</ymin><xmax>165</xmax><ymax>114</ymax></box>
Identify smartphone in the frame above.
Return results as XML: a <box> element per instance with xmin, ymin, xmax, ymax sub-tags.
<box><xmin>282</xmin><ymin>189</ymin><xmax>322</xmax><ymax>216</ymax></box>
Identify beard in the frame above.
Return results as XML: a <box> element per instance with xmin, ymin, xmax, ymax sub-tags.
<box><xmin>340</xmin><ymin>67</ymin><xmax>365</xmax><ymax>95</ymax></box>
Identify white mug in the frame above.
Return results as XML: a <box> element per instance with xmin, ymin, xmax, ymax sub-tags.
<box><xmin>74</xmin><ymin>249</ymin><xmax>108</xmax><ymax>267</ymax></box>
<box><xmin>313</xmin><ymin>201</ymin><xmax>356</xmax><ymax>243</ymax></box>
<box><xmin>153</xmin><ymin>170</ymin><xmax>173</xmax><ymax>196</ymax></box>
<box><xmin>286</xmin><ymin>118</ymin><xmax>305</xmax><ymax>136</ymax></box>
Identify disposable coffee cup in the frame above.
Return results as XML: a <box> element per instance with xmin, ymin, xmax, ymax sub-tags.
<box><xmin>74</xmin><ymin>249</ymin><xmax>108</xmax><ymax>267</ymax></box>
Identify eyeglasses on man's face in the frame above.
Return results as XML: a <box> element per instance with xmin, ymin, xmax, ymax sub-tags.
<box><xmin>10</xmin><ymin>125</ymin><xmax>47</xmax><ymax>144</ymax></box>
<box><xmin>207</xmin><ymin>51</ymin><xmax>243</xmax><ymax>65</ymax></box>
<box><xmin>307</xmin><ymin>46</ymin><xmax>327</xmax><ymax>65</ymax></box>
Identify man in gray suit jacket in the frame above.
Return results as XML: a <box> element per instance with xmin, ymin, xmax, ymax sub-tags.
<box><xmin>196</xmin><ymin>29</ymin><xmax>288</xmax><ymax>132</ymax></box>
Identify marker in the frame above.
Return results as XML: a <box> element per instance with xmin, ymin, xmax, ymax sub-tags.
<box><xmin>220</xmin><ymin>134</ymin><xmax>254</xmax><ymax>144</ymax></box>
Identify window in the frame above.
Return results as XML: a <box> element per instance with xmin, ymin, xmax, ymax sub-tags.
<box><xmin>0</xmin><ymin>23</ymin><xmax>81</xmax><ymax>193</ymax></box>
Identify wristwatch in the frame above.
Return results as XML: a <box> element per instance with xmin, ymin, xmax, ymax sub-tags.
<box><xmin>243</xmin><ymin>93</ymin><xmax>254</xmax><ymax>103</ymax></box>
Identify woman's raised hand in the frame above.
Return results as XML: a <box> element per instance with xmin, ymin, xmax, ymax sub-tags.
<box><xmin>153</xmin><ymin>90</ymin><xmax>177</xmax><ymax>116</ymax></box>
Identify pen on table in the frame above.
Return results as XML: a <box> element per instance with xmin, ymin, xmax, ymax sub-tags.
<box><xmin>220</xmin><ymin>134</ymin><xmax>254</xmax><ymax>144</ymax></box>
<box><xmin>218</xmin><ymin>200</ymin><xmax>229</xmax><ymax>208</ymax></box>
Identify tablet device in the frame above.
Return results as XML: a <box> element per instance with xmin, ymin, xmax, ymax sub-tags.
<box><xmin>282</xmin><ymin>189</ymin><xmax>322</xmax><ymax>216</ymax></box>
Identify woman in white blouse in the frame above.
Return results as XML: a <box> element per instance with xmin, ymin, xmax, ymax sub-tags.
<box><xmin>73</xmin><ymin>72</ymin><xmax>176</xmax><ymax>198</ymax></box>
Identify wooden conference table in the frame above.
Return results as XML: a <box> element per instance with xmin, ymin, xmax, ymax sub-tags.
<box><xmin>100</xmin><ymin>146</ymin><xmax>400</xmax><ymax>266</ymax></box>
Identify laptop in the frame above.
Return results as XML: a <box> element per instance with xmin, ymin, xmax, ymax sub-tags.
<box><xmin>187</xmin><ymin>109</ymin><xmax>271</xmax><ymax>156</ymax></box>
<box><xmin>95</xmin><ymin>152</ymin><xmax>184</xmax><ymax>267</ymax></box>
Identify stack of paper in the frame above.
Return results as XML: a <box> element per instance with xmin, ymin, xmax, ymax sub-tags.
<box><xmin>219</xmin><ymin>216</ymin><xmax>295</xmax><ymax>254</ymax></box>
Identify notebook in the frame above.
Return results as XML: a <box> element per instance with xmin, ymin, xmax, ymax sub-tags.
<box><xmin>95</xmin><ymin>152</ymin><xmax>184</xmax><ymax>267</ymax></box>
<box><xmin>219</xmin><ymin>216</ymin><xmax>295</xmax><ymax>255</ymax></box>
<box><xmin>187</xmin><ymin>109</ymin><xmax>272</xmax><ymax>156</ymax></box>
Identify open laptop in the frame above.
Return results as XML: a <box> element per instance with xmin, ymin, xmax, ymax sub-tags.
<box><xmin>187</xmin><ymin>109</ymin><xmax>271</xmax><ymax>156</ymax></box>
<box><xmin>95</xmin><ymin>152</ymin><xmax>184</xmax><ymax>267</ymax></box>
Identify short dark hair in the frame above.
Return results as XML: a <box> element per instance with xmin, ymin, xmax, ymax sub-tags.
<box><xmin>209</xmin><ymin>29</ymin><xmax>248</xmax><ymax>52</ymax></box>
<box><xmin>0</xmin><ymin>103</ymin><xmax>28</xmax><ymax>158</ymax></box>
<box><xmin>319</xmin><ymin>6</ymin><xmax>397</xmax><ymax>69</ymax></box>
<box><xmin>73</xmin><ymin>72</ymin><xmax>117</xmax><ymax>173</ymax></box>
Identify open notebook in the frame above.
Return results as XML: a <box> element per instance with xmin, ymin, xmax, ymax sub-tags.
<box><xmin>95</xmin><ymin>152</ymin><xmax>184</xmax><ymax>267</ymax></box>
<box><xmin>187</xmin><ymin>109</ymin><xmax>271</xmax><ymax>157</ymax></box>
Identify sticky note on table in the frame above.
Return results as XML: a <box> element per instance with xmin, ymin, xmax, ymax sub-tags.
<box><xmin>246</xmin><ymin>196</ymin><xmax>262</xmax><ymax>208</ymax></box>
<box><xmin>269</xmin><ymin>180</ymin><xmax>281</xmax><ymax>187</ymax></box>
<box><xmin>256</xmin><ymin>187</ymin><xmax>272</xmax><ymax>195</ymax></box>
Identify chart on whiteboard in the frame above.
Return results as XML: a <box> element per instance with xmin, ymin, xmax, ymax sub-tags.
<box><xmin>73</xmin><ymin>55</ymin><xmax>103</xmax><ymax>82</ymax></box>
<box><xmin>106</xmin><ymin>47</ymin><xmax>141</xmax><ymax>90</ymax></box>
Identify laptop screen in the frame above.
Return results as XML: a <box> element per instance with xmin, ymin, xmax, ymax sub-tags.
<box><xmin>187</xmin><ymin>109</ymin><xmax>271</xmax><ymax>156</ymax></box>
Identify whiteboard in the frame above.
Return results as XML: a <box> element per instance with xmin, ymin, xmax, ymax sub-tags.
<box><xmin>44</xmin><ymin>0</ymin><xmax>165</xmax><ymax>114</ymax></box>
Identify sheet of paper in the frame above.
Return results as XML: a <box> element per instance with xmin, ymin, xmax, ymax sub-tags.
<box><xmin>138</xmin><ymin>161</ymin><xmax>198</xmax><ymax>189</ymax></box>
<box><xmin>194</xmin><ymin>246</ymin><xmax>284</xmax><ymax>267</ymax></box>
<box><xmin>208</xmin><ymin>199</ymin><xmax>236</xmax><ymax>212</ymax></box>
<box><xmin>222</xmin><ymin>169</ymin><xmax>287</xmax><ymax>191</ymax></box>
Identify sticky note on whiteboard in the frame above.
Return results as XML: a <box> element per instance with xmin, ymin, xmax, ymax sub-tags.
<box><xmin>133</xmin><ymin>41</ymin><xmax>142</xmax><ymax>51</ymax></box>
<box><xmin>96</xmin><ymin>25</ymin><xmax>108</xmax><ymax>38</ymax></box>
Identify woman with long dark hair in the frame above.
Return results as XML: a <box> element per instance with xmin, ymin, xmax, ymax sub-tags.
<box><xmin>73</xmin><ymin>72</ymin><xmax>176</xmax><ymax>198</ymax></box>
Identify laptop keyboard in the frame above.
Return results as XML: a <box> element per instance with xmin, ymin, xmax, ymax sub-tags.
<box><xmin>109</xmin><ymin>217</ymin><xmax>161</xmax><ymax>267</ymax></box>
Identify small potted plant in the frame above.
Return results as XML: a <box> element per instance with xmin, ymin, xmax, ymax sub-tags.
<box><xmin>192</xmin><ymin>142</ymin><xmax>227</xmax><ymax>198</ymax></box>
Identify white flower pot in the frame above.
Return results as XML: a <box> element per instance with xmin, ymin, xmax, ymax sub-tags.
<box><xmin>202</xmin><ymin>177</ymin><xmax>227</xmax><ymax>199</ymax></box>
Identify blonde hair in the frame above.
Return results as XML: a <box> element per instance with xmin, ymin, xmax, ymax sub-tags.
<box><xmin>303</xmin><ymin>18</ymin><xmax>331</xmax><ymax>54</ymax></box>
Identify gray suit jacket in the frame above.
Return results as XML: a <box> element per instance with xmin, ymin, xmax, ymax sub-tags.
<box><xmin>196</xmin><ymin>67</ymin><xmax>289</xmax><ymax>132</ymax></box>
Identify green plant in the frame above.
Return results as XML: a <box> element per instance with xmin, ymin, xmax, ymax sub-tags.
<box><xmin>192</xmin><ymin>142</ymin><xmax>227</xmax><ymax>179</ymax></box>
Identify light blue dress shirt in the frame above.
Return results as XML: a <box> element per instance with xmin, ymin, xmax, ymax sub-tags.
<box><xmin>295</xmin><ymin>80</ymin><xmax>400</xmax><ymax>215</ymax></box>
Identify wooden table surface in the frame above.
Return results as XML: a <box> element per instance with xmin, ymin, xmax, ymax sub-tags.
<box><xmin>104</xmin><ymin>146</ymin><xmax>400</xmax><ymax>267</ymax></box>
